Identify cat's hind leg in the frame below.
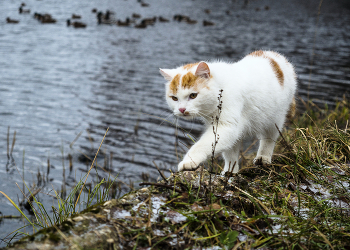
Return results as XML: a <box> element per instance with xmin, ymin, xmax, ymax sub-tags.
<box><xmin>253</xmin><ymin>128</ymin><xmax>279</xmax><ymax>165</ymax></box>
<box><xmin>222</xmin><ymin>140</ymin><xmax>241</xmax><ymax>174</ymax></box>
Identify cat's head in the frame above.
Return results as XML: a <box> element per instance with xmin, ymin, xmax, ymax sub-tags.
<box><xmin>160</xmin><ymin>62</ymin><xmax>218</xmax><ymax>120</ymax></box>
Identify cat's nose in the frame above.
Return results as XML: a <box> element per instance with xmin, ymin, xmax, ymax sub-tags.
<box><xmin>179</xmin><ymin>108</ymin><xmax>186</xmax><ymax>113</ymax></box>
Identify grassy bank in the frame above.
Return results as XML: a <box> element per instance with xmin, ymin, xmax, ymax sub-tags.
<box><xmin>2</xmin><ymin>97</ymin><xmax>350</xmax><ymax>249</ymax></box>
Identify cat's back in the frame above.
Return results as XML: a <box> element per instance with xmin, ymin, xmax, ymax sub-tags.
<box><xmin>207</xmin><ymin>51</ymin><xmax>297</xmax><ymax>120</ymax></box>
<box><xmin>240</xmin><ymin>50</ymin><xmax>296</xmax><ymax>87</ymax></box>
<box><xmin>213</xmin><ymin>51</ymin><xmax>297</xmax><ymax>94</ymax></box>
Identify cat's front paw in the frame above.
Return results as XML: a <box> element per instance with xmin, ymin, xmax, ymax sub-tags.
<box><xmin>253</xmin><ymin>155</ymin><xmax>271</xmax><ymax>165</ymax></box>
<box><xmin>178</xmin><ymin>160</ymin><xmax>199</xmax><ymax>172</ymax></box>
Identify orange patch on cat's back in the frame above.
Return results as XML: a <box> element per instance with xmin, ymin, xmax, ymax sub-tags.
<box><xmin>183</xmin><ymin>62</ymin><xmax>199</xmax><ymax>70</ymax></box>
<box><xmin>249</xmin><ymin>50</ymin><xmax>265</xmax><ymax>57</ymax></box>
<box><xmin>170</xmin><ymin>74</ymin><xmax>180</xmax><ymax>94</ymax></box>
<box><xmin>268</xmin><ymin>58</ymin><xmax>284</xmax><ymax>86</ymax></box>
<box><xmin>248</xmin><ymin>50</ymin><xmax>284</xmax><ymax>86</ymax></box>
<box><xmin>181</xmin><ymin>72</ymin><xmax>199</xmax><ymax>89</ymax></box>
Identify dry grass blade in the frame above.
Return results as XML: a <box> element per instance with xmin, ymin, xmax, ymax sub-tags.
<box><xmin>10</xmin><ymin>130</ymin><xmax>16</xmax><ymax>157</ymax></box>
<box><xmin>139</xmin><ymin>182</ymin><xmax>182</xmax><ymax>193</ymax></box>
<box><xmin>74</xmin><ymin>127</ymin><xmax>109</xmax><ymax>209</ymax></box>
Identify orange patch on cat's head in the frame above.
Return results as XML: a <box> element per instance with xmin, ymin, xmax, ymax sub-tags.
<box><xmin>183</xmin><ymin>62</ymin><xmax>199</xmax><ymax>70</ymax></box>
<box><xmin>181</xmin><ymin>72</ymin><xmax>199</xmax><ymax>89</ymax></box>
<box><xmin>169</xmin><ymin>74</ymin><xmax>180</xmax><ymax>94</ymax></box>
<box><xmin>269</xmin><ymin>58</ymin><xmax>284</xmax><ymax>86</ymax></box>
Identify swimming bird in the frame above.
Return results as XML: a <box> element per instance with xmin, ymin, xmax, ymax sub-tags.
<box><xmin>67</xmin><ymin>19</ymin><xmax>86</xmax><ymax>28</ymax></box>
<box><xmin>39</xmin><ymin>14</ymin><xmax>56</xmax><ymax>23</ymax></box>
<box><xmin>173</xmin><ymin>14</ymin><xmax>190</xmax><ymax>22</ymax></box>
<box><xmin>203</xmin><ymin>20</ymin><xmax>214</xmax><ymax>26</ymax></box>
<box><xmin>117</xmin><ymin>18</ymin><xmax>130</xmax><ymax>27</ymax></box>
<box><xmin>204</xmin><ymin>9</ymin><xmax>211</xmax><ymax>14</ymax></box>
<box><xmin>6</xmin><ymin>17</ymin><xmax>19</xmax><ymax>24</ymax></box>
<box><xmin>97</xmin><ymin>11</ymin><xmax>114</xmax><ymax>24</ymax></box>
<box><xmin>72</xmin><ymin>14</ymin><xmax>81</xmax><ymax>19</ymax></box>
<box><xmin>142</xmin><ymin>17</ymin><xmax>156</xmax><ymax>25</ymax></box>
<box><xmin>134</xmin><ymin>20</ymin><xmax>147</xmax><ymax>29</ymax></box>
<box><xmin>19</xmin><ymin>6</ymin><xmax>30</xmax><ymax>14</ymax></box>
<box><xmin>158</xmin><ymin>16</ymin><xmax>169</xmax><ymax>22</ymax></box>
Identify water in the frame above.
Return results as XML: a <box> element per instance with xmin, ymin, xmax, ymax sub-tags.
<box><xmin>0</xmin><ymin>0</ymin><xmax>349</xmax><ymax>245</ymax></box>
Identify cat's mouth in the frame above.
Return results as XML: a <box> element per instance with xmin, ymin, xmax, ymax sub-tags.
<box><xmin>175</xmin><ymin>111</ymin><xmax>192</xmax><ymax>118</ymax></box>
<box><xmin>178</xmin><ymin>111</ymin><xmax>195</xmax><ymax>119</ymax></box>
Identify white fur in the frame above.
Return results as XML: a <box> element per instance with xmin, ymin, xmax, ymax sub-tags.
<box><xmin>160</xmin><ymin>51</ymin><xmax>297</xmax><ymax>174</ymax></box>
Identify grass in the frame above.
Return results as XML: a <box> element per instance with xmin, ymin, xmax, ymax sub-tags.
<box><xmin>2</xmin><ymin>97</ymin><xmax>350</xmax><ymax>249</ymax></box>
<box><xmin>0</xmin><ymin>128</ymin><xmax>120</xmax><ymax>246</ymax></box>
<box><xmin>131</xmin><ymin>97</ymin><xmax>350</xmax><ymax>249</ymax></box>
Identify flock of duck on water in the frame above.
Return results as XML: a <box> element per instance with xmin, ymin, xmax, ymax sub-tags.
<box><xmin>6</xmin><ymin>2</ymin><xmax>217</xmax><ymax>29</ymax></box>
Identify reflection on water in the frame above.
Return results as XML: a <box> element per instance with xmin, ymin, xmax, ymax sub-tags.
<box><xmin>0</xmin><ymin>0</ymin><xmax>349</xmax><ymax>245</ymax></box>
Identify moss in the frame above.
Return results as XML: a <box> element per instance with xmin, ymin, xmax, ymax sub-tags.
<box><xmin>60</xmin><ymin>220</ymin><xmax>74</xmax><ymax>232</ymax></box>
<box><xmin>48</xmin><ymin>233</ymin><xmax>60</xmax><ymax>243</ymax></box>
<box><xmin>80</xmin><ymin>204</ymin><xmax>102</xmax><ymax>214</ymax></box>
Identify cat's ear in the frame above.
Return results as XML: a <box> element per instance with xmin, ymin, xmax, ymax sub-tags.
<box><xmin>159</xmin><ymin>68</ymin><xmax>176</xmax><ymax>81</ymax></box>
<box><xmin>195</xmin><ymin>62</ymin><xmax>210</xmax><ymax>79</ymax></box>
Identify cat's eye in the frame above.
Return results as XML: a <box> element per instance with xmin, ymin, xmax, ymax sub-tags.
<box><xmin>189</xmin><ymin>93</ymin><xmax>198</xmax><ymax>99</ymax></box>
<box><xmin>171</xmin><ymin>96</ymin><xmax>178</xmax><ymax>101</ymax></box>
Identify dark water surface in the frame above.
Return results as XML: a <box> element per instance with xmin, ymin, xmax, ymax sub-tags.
<box><xmin>0</xmin><ymin>0</ymin><xmax>349</xmax><ymax>245</ymax></box>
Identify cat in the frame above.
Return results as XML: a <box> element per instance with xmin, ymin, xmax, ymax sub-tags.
<box><xmin>160</xmin><ymin>50</ymin><xmax>297</xmax><ymax>174</ymax></box>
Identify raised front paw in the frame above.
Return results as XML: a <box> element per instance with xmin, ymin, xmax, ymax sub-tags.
<box><xmin>178</xmin><ymin>160</ymin><xmax>199</xmax><ymax>171</ymax></box>
<box><xmin>253</xmin><ymin>155</ymin><xmax>271</xmax><ymax>165</ymax></box>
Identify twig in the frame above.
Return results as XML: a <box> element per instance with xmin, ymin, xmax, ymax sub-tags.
<box><xmin>10</xmin><ymin>130</ymin><xmax>16</xmax><ymax>157</ymax></box>
<box><xmin>139</xmin><ymin>182</ymin><xmax>182</xmax><ymax>193</ymax></box>
<box><xmin>7</xmin><ymin>126</ymin><xmax>10</xmax><ymax>159</ymax></box>
<box><xmin>0</xmin><ymin>215</ymin><xmax>21</xmax><ymax>219</ymax></box>
<box><xmin>275</xmin><ymin>124</ymin><xmax>294</xmax><ymax>153</ymax></box>
<box><xmin>153</xmin><ymin>161</ymin><xmax>167</xmax><ymax>182</ymax></box>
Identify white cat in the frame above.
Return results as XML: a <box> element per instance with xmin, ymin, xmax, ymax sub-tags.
<box><xmin>160</xmin><ymin>50</ymin><xmax>297</xmax><ymax>174</ymax></box>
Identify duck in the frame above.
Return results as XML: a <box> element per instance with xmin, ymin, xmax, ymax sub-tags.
<box><xmin>158</xmin><ymin>16</ymin><xmax>169</xmax><ymax>22</ymax></box>
<box><xmin>6</xmin><ymin>17</ymin><xmax>19</xmax><ymax>24</ymax></box>
<box><xmin>203</xmin><ymin>20</ymin><xmax>214</xmax><ymax>26</ymax></box>
<box><xmin>72</xmin><ymin>14</ymin><xmax>81</xmax><ymax>19</ymax></box>
<box><xmin>204</xmin><ymin>9</ymin><xmax>211</xmax><ymax>14</ymax></box>
<box><xmin>97</xmin><ymin>11</ymin><xmax>114</xmax><ymax>24</ymax></box>
<box><xmin>67</xmin><ymin>19</ymin><xmax>86</xmax><ymax>28</ymax></box>
<box><xmin>134</xmin><ymin>20</ymin><xmax>147</xmax><ymax>29</ymax></box>
<box><xmin>186</xmin><ymin>18</ymin><xmax>197</xmax><ymax>24</ymax></box>
<box><xmin>132</xmin><ymin>13</ymin><xmax>141</xmax><ymax>18</ymax></box>
<box><xmin>142</xmin><ymin>17</ymin><xmax>156</xmax><ymax>25</ymax></box>
<box><xmin>265</xmin><ymin>6</ymin><xmax>270</xmax><ymax>10</ymax></box>
<box><xmin>117</xmin><ymin>18</ymin><xmax>130</xmax><ymax>27</ymax></box>
<box><xmin>39</xmin><ymin>14</ymin><xmax>56</xmax><ymax>23</ymax></box>
<box><xmin>173</xmin><ymin>14</ymin><xmax>191</xmax><ymax>22</ymax></box>
<box><xmin>91</xmin><ymin>8</ymin><xmax>97</xmax><ymax>13</ymax></box>
<box><xmin>41</xmin><ymin>17</ymin><xmax>56</xmax><ymax>23</ymax></box>
<box><xmin>140</xmin><ymin>1</ymin><xmax>149</xmax><ymax>7</ymax></box>
<box><xmin>19</xmin><ymin>6</ymin><xmax>30</xmax><ymax>14</ymax></box>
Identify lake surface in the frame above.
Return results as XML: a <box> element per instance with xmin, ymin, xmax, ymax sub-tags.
<box><xmin>0</xmin><ymin>0</ymin><xmax>349</xmax><ymax>245</ymax></box>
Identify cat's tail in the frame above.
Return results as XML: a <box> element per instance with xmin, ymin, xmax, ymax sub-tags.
<box><xmin>287</xmin><ymin>97</ymin><xmax>296</xmax><ymax>120</ymax></box>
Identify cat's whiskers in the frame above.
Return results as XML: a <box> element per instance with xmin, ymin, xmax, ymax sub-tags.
<box><xmin>157</xmin><ymin>112</ymin><xmax>176</xmax><ymax>128</ymax></box>
<box><xmin>198</xmin><ymin>111</ymin><xmax>212</xmax><ymax>121</ymax></box>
